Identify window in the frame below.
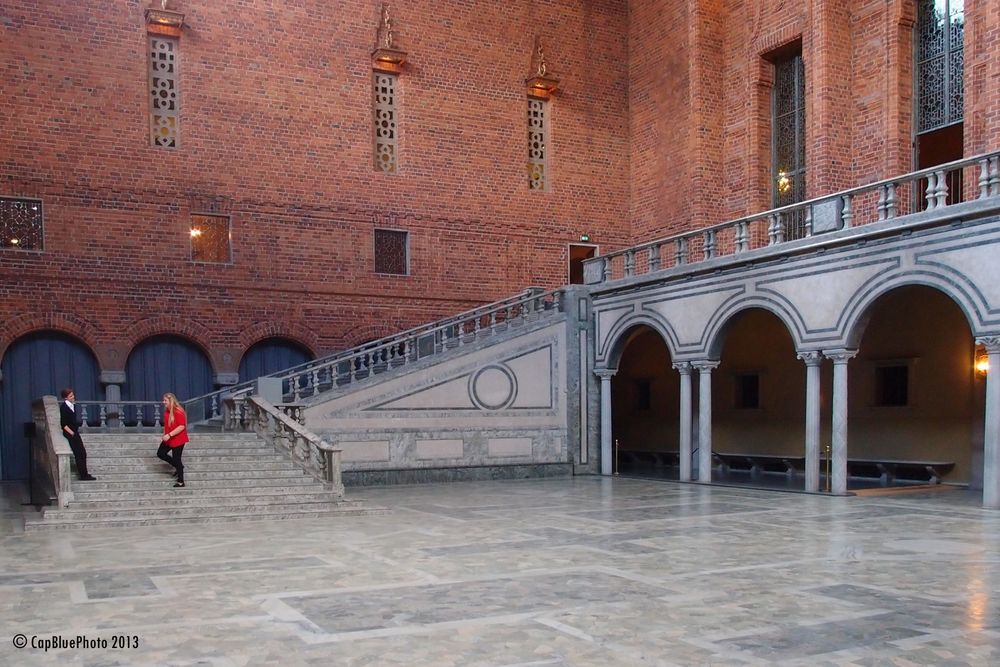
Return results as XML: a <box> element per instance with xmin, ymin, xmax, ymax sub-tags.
<box><xmin>915</xmin><ymin>0</ymin><xmax>964</xmax><ymax>205</ymax></box>
<box><xmin>735</xmin><ymin>373</ymin><xmax>761</xmax><ymax>409</ymax></box>
<box><xmin>149</xmin><ymin>36</ymin><xmax>179</xmax><ymax>148</ymax></box>
<box><xmin>876</xmin><ymin>365</ymin><xmax>909</xmax><ymax>407</ymax></box>
<box><xmin>374</xmin><ymin>228</ymin><xmax>408</xmax><ymax>275</ymax></box>
<box><xmin>634</xmin><ymin>379</ymin><xmax>652</xmax><ymax>411</ymax></box>
<box><xmin>190</xmin><ymin>214</ymin><xmax>231</xmax><ymax>263</ymax></box>
<box><xmin>374</xmin><ymin>73</ymin><xmax>398</xmax><ymax>173</ymax></box>
<box><xmin>528</xmin><ymin>99</ymin><xmax>548</xmax><ymax>190</ymax></box>
<box><xmin>0</xmin><ymin>197</ymin><xmax>43</xmax><ymax>250</ymax></box>
<box><xmin>771</xmin><ymin>46</ymin><xmax>806</xmax><ymax>239</ymax></box>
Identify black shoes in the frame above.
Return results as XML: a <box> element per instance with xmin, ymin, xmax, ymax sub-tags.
<box><xmin>79</xmin><ymin>475</ymin><xmax>97</xmax><ymax>481</ymax></box>
<box><xmin>173</xmin><ymin>481</ymin><xmax>186</xmax><ymax>488</ymax></box>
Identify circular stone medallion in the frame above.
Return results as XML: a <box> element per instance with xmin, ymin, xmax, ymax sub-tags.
<box><xmin>469</xmin><ymin>364</ymin><xmax>517</xmax><ymax>410</ymax></box>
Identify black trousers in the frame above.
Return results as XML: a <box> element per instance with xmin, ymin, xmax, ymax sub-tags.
<box><xmin>64</xmin><ymin>433</ymin><xmax>90</xmax><ymax>478</ymax></box>
<box><xmin>157</xmin><ymin>444</ymin><xmax>184</xmax><ymax>483</ymax></box>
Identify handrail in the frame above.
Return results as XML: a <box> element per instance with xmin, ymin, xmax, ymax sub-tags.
<box><xmin>227</xmin><ymin>396</ymin><xmax>343</xmax><ymax>496</ymax></box>
<box><xmin>585</xmin><ymin>150</ymin><xmax>1000</xmax><ymax>285</ymax></box>
<box><xmin>187</xmin><ymin>286</ymin><xmax>564</xmax><ymax>418</ymax></box>
<box><xmin>31</xmin><ymin>396</ymin><xmax>73</xmax><ymax>507</ymax></box>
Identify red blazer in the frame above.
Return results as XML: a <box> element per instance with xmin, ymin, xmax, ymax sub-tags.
<box><xmin>163</xmin><ymin>409</ymin><xmax>190</xmax><ymax>448</ymax></box>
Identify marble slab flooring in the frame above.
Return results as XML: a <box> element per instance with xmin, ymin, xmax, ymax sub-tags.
<box><xmin>1</xmin><ymin>477</ymin><xmax>998</xmax><ymax>666</ymax></box>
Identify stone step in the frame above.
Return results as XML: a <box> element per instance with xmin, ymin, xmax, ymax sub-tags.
<box><xmin>70</xmin><ymin>476</ymin><xmax>320</xmax><ymax>492</ymax></box>
<box><xmin>24</xmin><ymin>505</ymin><xmax>388</xmax><ymax>531</ymax></box>
<box><xmin>92</xmin><ymin>460</ymin><xmax>296</xmax><ymax>472</ymax></box>
<box><xmin>88</xmin><ymin>447</ymin><xmax>278</xmax><ymax>458</ymax></box>
<box><xmin>47</xmin><ymin>493</ymin><xmax>345</xmax><ymax>514</ymax></box>
<box><xmin>69</xmin><ymin>485</ymin><xmax>332</xmax><ymax>502</ymax></box>
<box><xmin>72</xmin><ymin>469</ymin><xmax>310</xmax><ymax>483</ymax></box>
<box><xmin>81</xmin><ymin>434</ymin><xmax>255</xmax><ymax>443</ymax></box>
<box><xmin>88</xmin><ymin>454</ymin><xmax>286</xmax><ymax>466</ymax></box>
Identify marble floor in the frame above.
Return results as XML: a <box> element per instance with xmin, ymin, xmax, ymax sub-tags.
<box><xmin>1</xmin><ymin>477</ymin><xmax>998</xmax><ymax>666</ymax></box>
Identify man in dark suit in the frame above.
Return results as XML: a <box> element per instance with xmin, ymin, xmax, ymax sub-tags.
<box><xmin>60</xmin><ymin>387</ymin><xmax>96</xmax><ymax>481</ymax></box>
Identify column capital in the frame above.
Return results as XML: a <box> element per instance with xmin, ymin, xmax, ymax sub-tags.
<box><xmin>672</xmin><ymin>361</ymin><xmax>693</xmax><ymax>374</ymax></box>
<box><xmin>691</xmin><ymin>359</ymin><xmax>720</xmax><ymax>372</ymax></box>
<box><xmin>99</xmin><ymin>370</ymin><xmax>127</xmax><ymax>385</ymax></box>
<box><xmin>797</xmin><ymin>350</ymin><xmax>824</xmax><ymax>366</ymax></box>
<box><xmin>594</xmin><ymin>368</ymin><xmax>617</xmax><ymax>379</ymax></box>
<box><xmin>976</xmin><ymin>336</ymin><xmax>1000</xmax><ymax>353</ymax></box>
<box><xmin>824</xmin><ymin>348</ymin><xmax>858</xmax><ymax>364</ymax></box>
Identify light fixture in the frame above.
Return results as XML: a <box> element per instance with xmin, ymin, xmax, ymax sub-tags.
<box><xmin>777</xmin><ymin>170</ymin><xmax>791</xmax><ymax>194</ymax></box>
<box><xmin>580</xmin><ymin>234</ymin><xmax>590</xmax><ymax>242</ymax></box>
<box><xmin>525</xmin><ymin>37</ymin><xmax>559</xmax><ymax>100</ymax></box>
<box><xmin>190</xmin><ymin>228</ymin><xmax>203</xmax><ymax>238</ymax></box>
<box><xmin>145</xmin><ymin>1</ymin><xmax>184</xmax><ymax>37</ymax></box>
<box><xmin>9</xmin><ymin>238</ymin><xmax>19</xmax><ymax>246</ymax></box>
<box><xmin>371</xmin><ymin>4</ymin><xmax>407</xmax><ymax>74</ymax></box>
<box><xmin>975</xmin><ymin>347</ymin><xmax>989</xmax><ymax>377</ymax></box>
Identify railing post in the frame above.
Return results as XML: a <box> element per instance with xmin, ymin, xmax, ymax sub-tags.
<box><xmin>675</xmin><ymin>237</ymin><xmax>688</xmax><ymax>265</ymax></box>
<box><xmin>703</xmin><ymin>230</ymin><xmax>716</xmax><ymax>260</ymax></box>
<box><xmin>602</xmin><ymin>256</ymin><xmax>612</xmax><ymax>282</ymax></box>
<box><xmin>925</xmin><ymin>171</ymin><xmax>938</xmax><ymax>210</ymax></box>
<box><xmin>935</xmin><ymin>169</ymin><xmax>948</xmax><ymax>208</ymax></box>
<box><xmin>648</xmin><ymin>243</ymin><xmax>660</xmax><ymax>272</ymax></box>
<box><xmin>735</xmin><ymin>221</ymin><xmax>748</xmax><ymax>252</ymax></box>
<box><xmin>979</xmin><ymin>159</ymin><xmax>991</xmax><ymax>199</ymax></box>
<box><xmin>885</xmin><ymin>182</ymin><xmax>898</xmax><ymax>219</ymax></box>
<box><xmin>804</xmin><ymin>206</ymin><xmax>813</xmax><ymax>237</ymax></box>
<box><xmin>624</xmin><ymin>249</ymin><xmax>635</xmax><ymax>277</ymax></box>
<box><xmin>876</xmin><ymin>184</ymin><xmax>887</xmax><ymax>221</ymax></box>
<box><xmin>991</xmin><ymin>157</ymin><xmax>1000</xmax><ymax>197</ymax></box>
<box><xmin>767</xmin><ymin>214</ymin><xmax>778</xmax><ymax>245</ymax></box>
<box><xmin>840</xmin><ymin>194</ymin><xmax>854</xmax><ymax>228</ymax></box>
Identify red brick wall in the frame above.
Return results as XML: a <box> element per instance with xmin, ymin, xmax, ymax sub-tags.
<box><xmin>0</xmin><ymin>0</ymin><xmax>630</xmax><ymax>373</ymax></box>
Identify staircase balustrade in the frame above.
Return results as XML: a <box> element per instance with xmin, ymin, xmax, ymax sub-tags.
<box><xmin>584</xmin><ymin>151</ymin><xmax>1000</xmax><ymax>285</ymax></box>
<box><xmin>227</xmin><ymin>396</ymin><xmax>343</xmax><ymax>496</ymax></box>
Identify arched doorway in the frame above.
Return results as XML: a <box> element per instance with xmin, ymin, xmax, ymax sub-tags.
<box><xmin>849</xmin><ymin>285</ymin><xmax>975</xmax><ymax>488</ymax></box>
<box><xmin>611</xmin><ymin>326</ymin><xmax>678</xmax><ymax>478</ymax></box>
<box><xmin>712</xmin><ymin>308</ymin><xmax>809</xmax><ymax>488</ymax></box>
<box><xmin>124</xmin><ymin>335</ymin><xmax>214</xmax><ymax>410</ymax></box>
<box><xmin>238</xmin><ymin>337</ymin><xmax>313</xmax><ymax>382</ymax></box>
<box><xmin>0</xmin><ymin>331</ymin><xmax>100</xmax><ymax>480</ymax></box>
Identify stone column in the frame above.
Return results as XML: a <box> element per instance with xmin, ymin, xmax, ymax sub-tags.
<box><xmin>595</xmin><ymin>368</ymin><xmax>617</xmax><ymax>476</ymax></box>
<box><xmin>673</xmin><ymin>362</ymin><xmax>693</xmax><ymax>481</ymax></box>
<box><xmin>798</xmin><ymin>351</ymin><xmax>823</xmax><ymax>492</ymax></box>
<box><xmin>693</xmin><ymin>360</ymin><xmax>720</xmax><ymax>483</ymax></box>
<box><xmin>825</xmin><ymin>349</ymin><xmax>857</xmax><ymax>495</ymax></box>
<box><xmin>979</xmin><ymin>337</ymin><xmax>1000</xmax><ymax>509</ymax></box>
<box><xmin>100</xmin><ymin>370</ymin><xmax>126</xmax><ymax>428</ymax></box>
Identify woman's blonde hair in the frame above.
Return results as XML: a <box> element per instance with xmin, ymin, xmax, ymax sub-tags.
<box><xmin>162</xmin><ymin>392</ymin><xmax>186</xmax><ymax>426</ymax></box>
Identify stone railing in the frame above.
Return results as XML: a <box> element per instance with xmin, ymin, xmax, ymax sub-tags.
<box><xmin>76</xmin><ymin>400</ymin><xmax>166</xmax><ymax>431</ymax></box>
<box><xmin>226</xmin><ymin>396</ymin><xmax>343</xmax><ymax>496</ymax></box>
<box><xmin>585</xmin><ymin>151</ymin><xmax>1000</xmax><ymax>285</ymax></box>
<box><xmin>187</xmin><ymin>286</ymin><xmax>565</xmax><ymax>417</ymax></box>
<box><xmin>31</xmin><ymin>396</ymin><xmax>73</xmax><ymax>507</ymax></box>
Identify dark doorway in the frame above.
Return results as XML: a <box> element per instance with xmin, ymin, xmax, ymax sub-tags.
<box><xmin>568</xmin><ymin>244</ymin><xmax>597</xmax><ymax>285</ymax></box>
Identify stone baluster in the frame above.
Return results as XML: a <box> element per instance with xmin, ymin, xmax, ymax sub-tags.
<box><xmin>798</xmin><ymin>351</ymin><xmax>823</xmax><ymax>493</ymax></box>
<box><xmin>774</xmin><ymin>213</ymin><xmax>786</xmax><ymax>244</ymax></box>
<box><xmin>292</xmin><ymin>374</ymin><xmax>302</xmax><ymax>401</ymax></box>
<box><xmin>804</xmin><ymin>206</ymin><xmax>814</xmax><ymax>237</ymax></box>
<box><xmin>979</xmin><ymin>336</ymin><xmax>1000</xmax><ymax>509</ymax></box>
<box><xmin>825</xmin><ymin>349</ymin><xmax>857</xmax><ymax>495</ymax></box>
<box><xmin>935</xmin><ymin>169</ymin><xmax>949</xmax><ymax>208</ymax></box>
<box><xmin>98</xmin><ymin>404</ymin><xmax>107</xmax><ymax>428</ymax></box>
<box><xmin>505</xmin><ymin>306</ymin><xmax>514</xmax><ymax>328</ymax></box>
<box><xmin>735</xmin><ymin>221</ymin><xmax>748</xmax><ymax>252</ymax></box>
<box><xmin>602</xmin><ymin>256</ymin><xmax>612</xmax><ymax>282</ymax></box>
<box><xmin>885</xmin><ymin>182</ymin><xmax>898</xmax><ymax>218</ymax></box>
<box><xmin>841</xmin><ymin>194</ymin><xmax>853</xmax><ymax>228</ymax></box>
<box><xmin>991</xmin><ymin>157</ymin><xmax>1000</xmax><ymax>196</ymax></box>
<box><xmin>979</xmin><ymin>158</ymin><xmax>991</xmax><ymax>199</ymax></box>
<box><xmin>648</xmin><ymin>243</ymin><xmax>660</xmax><ymax>272</ymax></box>
<box><xmin>211</xmin><ymin>394</ymin><xmax>220</xmax><ymax>418</ymax></box>
<box><xmin>624</xmin><ymin>249</ymin><xmax>635</xmax><ymax>277</ymax></box>
<box><xmin>489</xmin><ymin>311</ymin><xmax>498</xmax><ymax>335</ymax></box>
<box><xmin>675</xmin><ymin>237</ymin><xmax>688</xmax><ymax>265</ymax></box>
<box><xmin>311</xmin><ymin>369</ymin><xmax>320</xmax><ymax>392</ymax></box>
<box><xmin>767</xmin><ymin>214</ymin><xmax>778</xmax><ymax>245</ymax></box>
<box><xmin>703</xmin><ymin>230</ymin><xmax>716</xmax><ymax>260</ymax></box>
<box><xmin>78</xmin><ymin>404</ymin><xmax>89</xmax><ymax>432</ymax></box>
<box><xmin>155</xmin><ymin>404</ymin><xmax>163</xmax><ymax>428</ymax></box>
<box><xmin>876</xmin><ymin>184</ymin><xmax>887</xmax><ymax>220</ymax></box>
<box><xmin>673</xmin><ymin>362</ymin><xmax>693</xmax><ymax>482</ymax></box>
<box><xmin>473</xmin><ymin>315</ymin><xmax>482</xmax><ymax>340</ymax></box>
<box><xmin>924</xmin><ymin>171</ymin><xmax>938</xmax><ymax>210</ymax></box>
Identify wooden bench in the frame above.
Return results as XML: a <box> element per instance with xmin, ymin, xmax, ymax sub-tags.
<box><xmin>845</xmin><ymin>458</ymin><xmax>955</xmax><ymax>485</ymax></box>
<box><xmin>618</xmin><ymin>450</ymin><xmax>680</xmax><ymax>468</ymax></box>
<box><xmin>713</xmin><ymin>452</ymin><xmax>805</xmax><ymax>479</ymax></box>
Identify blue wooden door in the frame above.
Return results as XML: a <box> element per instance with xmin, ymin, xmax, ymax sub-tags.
<box><xmin>238</xmin><ymin>338</ymin><xmax>312</xmax><ymax>382</ymax></box>
<box><xmin>0</xmin><ymin>331</ymin><xmax>100</xmax><ymax>480</ymax></box>
<box><xmin>123</xmin><ymin>335</ymin><xmax>214</xmax><ymax>407</ymax></box>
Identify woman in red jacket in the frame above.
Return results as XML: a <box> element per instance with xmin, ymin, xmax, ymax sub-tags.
<box><xmin>158</xmin><ymin>392</ymin><xmax>190</xmax><ymax>488</ymax></box>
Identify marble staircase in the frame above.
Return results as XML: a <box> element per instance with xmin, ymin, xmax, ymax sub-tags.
<box><xmin>24</xmin><ymin>432</ymin><xmax>385</xmax><ymax>531</ymax></box>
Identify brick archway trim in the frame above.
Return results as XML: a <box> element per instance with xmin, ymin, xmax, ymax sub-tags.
<box><xmin>0</xmin><ymin>312</ymin><xmax>100</xmax><ymax>363</ymax></box>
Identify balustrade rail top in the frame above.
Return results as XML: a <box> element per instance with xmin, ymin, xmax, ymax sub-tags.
<box><xmin>589</xmin><ymin>150</ymin><xmax>1000</xmax><ymax>260</ymax></box>
<box><xmin>249</xmin><ymin>396</ymin><xmax>337</xmax><ymax>451</ymax></box>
